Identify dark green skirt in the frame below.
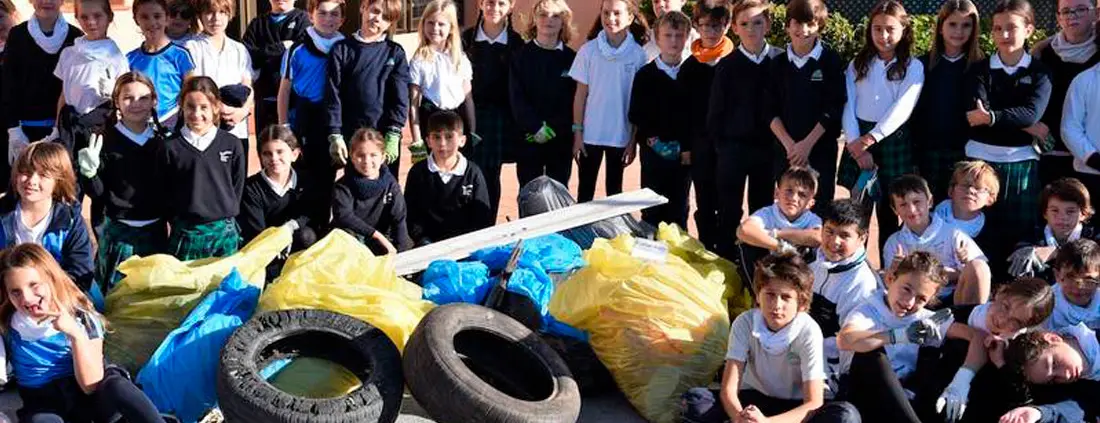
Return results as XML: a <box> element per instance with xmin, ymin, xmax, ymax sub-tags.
<box><xmin>467</xmin><ymin>104</ymin><xmax>511</xmax><ymax>167</ymax></box>
<box><xmin>918</xmin><ymin>147</ymin><xmax>967</xmax><ymax>199</ymax></box>
<box><xmin>96</xmin><ymin>218</ymin><xmax>168</xmax><ymax>291</ymax></box>
<box><xmin>986</xmin><ymin>159</ymin><xmax>1040</xmax><ymax>232</ymax></box>
<box><xmin>837</xmin><ymin>120</ymin><xmax>915</xmax><ymax>190</ymax></box>
<box><xmin>168</xmin><ymin>218</ymin><xmax>240</xmax><ymax>262</ymax></box>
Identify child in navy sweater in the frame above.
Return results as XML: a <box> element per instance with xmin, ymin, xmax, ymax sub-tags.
<box><xmin>157</xmin><ymin>76</ymin><xmax>246</xmax><ymax>261</ymax></box>
<box><xmin>331</xmin><ymin>128</ymin><xmax>411</xmax><ymax>255</ymax></box>
<box><xmin>405</xmin><ymin>111</ymin><xmax>492</xmax><ymax>246</ymax></box>
<box><xmin>629</xmin><ymin>11</ymin><xmax>692</xmax><ymax>228</ymax></box>
<box><xmin>912</xmin><ymin>0</ymin><xmax>984</xmax><ymax>199</ymax></box>
<box><xmin>325</xmin><ymin>0</ymin><xmax>409</xmax><ymax>175</ymax></box>
<box><xmin>239</xmin><ymin>125</ymin><xmax>325</xmax><ymax>251</ymax></box>
<box><xmin>509</xmin><ymin>0</ymin><xmax>576</xmax><ymax>188</ymax></box>
<box><xmin>768</xmin><ymin>0</ymin><xmax>847</xmax><ymax>213</ymax></box>
<box><xmin>243</xmin><ymin>0</ymin><xmax>309</xmax><ymax>133</ymax></box>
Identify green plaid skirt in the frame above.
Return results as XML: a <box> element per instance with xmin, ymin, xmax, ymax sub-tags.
<box><xmin>467</xmin><ymin>104</ymin><xmax>512</xmax><ymax>167</ymax></box>
<box><xmin>837</xmin><ymin>120</ymin><xmax>915</xmax><ymax>190</ymax></box>
<box><xmin>96</xmin><ymin>218</ymin><xmax>168</xmax><ymax>291</ymax></box>
<box><xmin>168</xmin><ymin>218</ymin><xmax>240</xmax><ymax>262</ymax></box>
<box><xmin>919</xmin><ymin>147</ymin><xmax>967</xmax><ymax>200</ymax></box>
<box><xmin>986</xmin><ymin>160</ymin><xmax>1040</xmax><ymax>234</ymax></box>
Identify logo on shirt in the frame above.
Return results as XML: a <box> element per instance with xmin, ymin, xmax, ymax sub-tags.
<box><xmin>1019</xmin><ymin>75</ymin><xmax>1032</xmax><ymax>85</ymax></box>
<box><xmin>385</xmin><ymin>58</ymin><xmax>396</xmax><ymax>67</ymax></box>
<box><xmin>219</xmin><ymin>150</ymin><xmax>233</xmax><ymax>163</ymax></box>
<box><xmin>288</xmin><ymin>21</ymin><xmax>297</xmax><ymax>30</ymax></box>
<box><xmin>811</xmin><ymin>69</ymin><xmax>824</xmax><ymax>82</ymax></box>
<box><xmin>461</xmin><ymin>184</ymin><xmax>474</xmax><ymax>197</ymax></box>
<box><xmin>787</xmin><ymin>351</ymin><xmax>801</xmax><ymax>366</ymax></box>
<box><xmin>383</xmin><ymin>191</ymin><xmax>394</xmax><ymax>204</ymax></box>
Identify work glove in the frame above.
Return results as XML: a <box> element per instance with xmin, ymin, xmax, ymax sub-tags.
<box><xmin>891</xmin><ymin>308</ymin><xmax>953</xmax><ymax>345</ymax></box>
<box><xmin>527</xmin><ymin>122</ymin><xmax>556</xmax><ymax>144</ymax></box>
<box><xmin>408</xmin><ymin>140</ymin><xmax>428</xmax><ymax>164</ymax></box>
<box><xmin>76</xmin><ymin>133</ymin><xmax>103</xmax><ymax>178</ymax></box>
<box><xmin>936</xmin><ymin>367</ymin><xmax>976</xmax><ymax>422</ymax></box>
<box><xmin>281</xmin><ymin>220</ymin><xmax>300</xmax><ymax>232</ymax></box>
<box><xmin>384</xmin><ymin>132</ymin><xmax>401</xmax><ymax>164</ymax></box>
<box><xmin>7</xmin><ymin>127</ymin><xmax>29</xmax><ymax>165</ymax></box>
<box><xmin>96</xmin><ymin>72</ymin><xmax>114</xmax><ymax>101</ymax></box>
<box><xmin>775</xmin><ymin>238</ymin><xmax>798</xmax><ymax>256</ymax></box>
<box><xmin>651</xmin><ymin>139</ymin><xmax>682</xmax><ymax>161</ymax></box>
<box><xmin>1007</xmin><ymin>246</ymin><xmax>1047</xmax><ymax>278</ymax></box>
<box><xmin>328</xmin><ymin>134</ymin><xmax>348</xmax><ymax>166</ymax></box>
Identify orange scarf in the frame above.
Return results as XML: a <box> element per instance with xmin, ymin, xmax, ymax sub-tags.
<box><xmin>691</xmin><ymin>37</ymin><xmax>734</xmax><ymax>64</ymax></box>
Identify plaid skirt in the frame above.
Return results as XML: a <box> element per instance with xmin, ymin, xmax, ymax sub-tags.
<box><xmin>837</xmin><ymin>120</ymin><xmax>915</xmax><ymax>190</ymax></box>
<box><xmin>919</xmin><ymin>147</ymin><xmax>967</xmax><ymax>200</ymax></box>
<box><xmin>467</xmin><ymin>104</ymin><xmax>513</xmax><ymax>167</ymax></box>
<box><xmin>168</xmin><ymin>218</ymin><xmax>240</xmax><ymax>262</ymax></box>
<box><xmin>986</xmin><ymin>160</ymin><xmax>1040</xmax><ymax>234</ymax></box>
<box><xmin>96</xmin><ymin>218</ymin><xmax>168</xmax><ymax>291</ymax></box>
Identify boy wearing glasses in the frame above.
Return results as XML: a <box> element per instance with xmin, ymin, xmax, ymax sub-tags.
<box><xmin>933</xmin><ymin>160</ymin><xmax>1000</xmax><ymax>239</ymax></box>
<box><xmin>1047</xmin><ymin>239</ymin><xmax>1100</xmax><ymax>330</ymax></box>
<box><xmin>1033</xmin><ymin>0</ymin><xmax>1099</xmax><ymax>187</ymax></box>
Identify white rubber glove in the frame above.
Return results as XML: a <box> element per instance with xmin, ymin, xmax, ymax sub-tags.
<box><xmin>937</xmin><ymin>367</ymin><xmax>975</xmax><ymax>422</ymax></box>
<box><xmin>76</xmin><ymin>133</ymin><xmax>103</xmax><ymax>178</ymax></box>
<box><xmin>1007</xmin><ymin>247</ymin><xmax>1046</xmax><ymax>277</ymax></box>
<box><xmin>281</xmin><ymin>220</ymin><xmax>300</xmax><ymax>232</ymax></box>
<box><xmin>328</xmin><ymin>134</ymin><xmax>348</xmax><ymax>166</ymax></box>
<box><xmin>7</xmin><ymin>127</ymin><xmax>29</xmax><ymax>165</ymax></box>
<box><xmin>775</xmin><ymin>238</ymin><xmax>798</xmax><ymax>255</ymax></box>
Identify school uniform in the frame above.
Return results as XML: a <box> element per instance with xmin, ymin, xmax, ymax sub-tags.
<box><xmin>680</xmin><ymin>310</ymin><xmax>861</xmax><ymax>423</ymax></box>
<box><xmin>642</xmin><ymin>27</ymin><xmax>697</xmax><ymax>63</ymax></box>
<box><xmin>7</xmin><ymin>309</ymin><xmax>164</xmax><ymax>422</ymax></box>
<box><xmin>839</xmin><ymin>57</ymin><xmax>924</xmax><ymax>250</ymax></box>
<box><xmin>0</xmin><ymin>196</ymin><xmax>94</xmax><ymax>292</ymax></box>
<box><xmin>404</xmin><ymin>154</ymin><xmax>493</xmax><ymax>246</ymax></box>
<box><xmin>740</xmin><ymin>204</ymin><xmax>822</xmax><ymax>283</ymax></box>
<box><xmin>568</xmin><ymin>31</ymin><xmax>647</xmax><ymax>203</ymax></box>
<box><xmin>1</xmin><ymin>18</ymin><xmax>81</xmax><ymax>156</ymax></box>
<box><xmin>0</xmin><ymin>45</ymin><xmax>7</xmax><ymax>191</ymax></box>
<box><xmin>809</xmin><ymin>248</ymin><xmax>880</xmax><ymax>394</ymax></box>
<box><xmin>283</xmin><ymin>28</ymin><xmax>344</xmax><ymax>208</ymax></box>
<box><xmin>680</xmin><ymin>37</ymin><xmax>733</xmax><ymax>253</ymax></box>
<box><xmin>184</xmin><ymin>34</ymin><xmax>254</xmax><ymax>142</ymax></box>
<box><xmin>157</xmin><ymin>127</ymin><xmax>246</xmax><ymax>261</ymax></box>
<box><xmin>462</xmin><ymin>23</ymin><xmax>524</xmax><ymax>218</ymax></box>
<box><xmin>1046</xmin><ymin>283</ymin><xmax>1100</xmax><ymax>330</ymax></box>
<box><xmin>325</xmin><ymin>33</ymin><xmax>410</xmax><ymax>175</ymax></box>
<box><xmin>508</xmin><ymin>40</ymin><xmax>575</xmax><ymax>188</ymax></box>
<box><xmin>933</xmin><ymin>199</ymin><xmax>985</xmax><ymax>239</ymax></box>
<box><xmin>410</xmin><ymin>48</ymin><xmax>476</xmax><ymax>151</ymax></box>
<box><xmin>912</xmin><ymin>54</ymin><xmax>972</xmax><ymax>198</ymax></box>
<box><xmin>629</xmin><ymin>58</ymin><xmax>691</xmax><ymax>228</ymax></box>
<box><xmin>127</xmin><ymin>42</ymin><xmax>197</xmax><ymax>129</ymax></box>
<box><xmin>768</xmin><ymin>41</ymin><xmax>848</xmax><ymax>213</ymax></box>
<box><xmin>239</xmin><ymin>169</ymin><xmax>325</xmax><ymax>251</ymax></box>
<box><xmin>331</xmin><ymin>166</ymin><xmax>413</xmax><ymax>255</ymax></box>
<box><xmin>1026</xmin><ymin>323</ymin><xmax>1100</xmax><ymax>423</ymax></box>
<box><xmin>55</xmin><ymin>37</ymin><xmax>129</xmax><ymax>155</ymax></box>
<box><xmin>1033</xmin><ymin>34</ymin><xmax>1100</xmax><ymax>187</ymax></box>
<box><xmin>707</xmin><ymin>43</ymin><xmax>783</xmax><ymax>258</ymax></box>
<box><xmin>965</xmin><ymin>53</ymin><xmax>1052</xmax><ymax>270</ymax></box>
<box><xmin>81</xmin><ymin>122</ymin><xmax>168</xmax><ymax>289</ymax></box>
<box><xmin>1062</xmin><ymin>61</ymin><xmax>1100</xmax><ymax>214</ymax></box>
<box><xmin>882</xmin><ymin>214</ymin><xmax>987</xmax><ymax>303</ymax></box>
<box><xmin>243</xmin><ymin>9</ymin><xmax>310</xmax><ymax>132</ymax></box>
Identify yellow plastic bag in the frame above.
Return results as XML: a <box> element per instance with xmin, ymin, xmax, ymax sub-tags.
<box><xmin>549</xmin><ymin>235</ymin><xmax>730</xmax><ymax>423</ymax></box>
<box><xmin>258</xmin><ymin>230</ymin><xmax>434</xmax><ymax>351</ymax></box>
<box><xmin>105</xmin><ymin>227</ymin><xmax>293</xmax><ymax>373</ymax></box>
<box><xmin>657</xmin><ymin>223</ymin><xmax>753</xmax><ymax>318</ymax></box>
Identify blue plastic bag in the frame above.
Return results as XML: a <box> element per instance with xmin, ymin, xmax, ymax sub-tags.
<box><xmin>469</xmin><ymin>234</ymin><xmax>585</xmax><ymax>274</ymax></box>
<box><xmin>422</xmin><ymin>261</ymin><xmax>491</xmax><ymax>305</ymax></box>
<box><xmin>137</xmin><ymin>269</ymin><xmax>260</xmax><ymax>423</ymax></box>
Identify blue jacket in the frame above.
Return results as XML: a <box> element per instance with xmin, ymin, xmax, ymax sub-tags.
<box><xmin>0</xmin><ymin>197</ymin><xmax>94</xmax><ymax>291</ymax></box>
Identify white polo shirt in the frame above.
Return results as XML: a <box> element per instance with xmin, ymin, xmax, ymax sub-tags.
<box><xmin>727</xmin><ymin>309</ymin><xmax>826</xmax><ymax>400</ymax></box>
<box><xmin>748</xmin><ymin>204</ymin><xmax>823</xmax><ymax>231</ymax></box>
<box><xmin>1046</xmin><ymin>283</ymin><xmax>1100</xmax><ymax>330</ymax></box>
<box><xmin>569</xmin><ymin>30</ymin><xmax>647</xmax><ymax>148</ymax></box>
<box><xmin>842</xmin><ymin>57</ymin><xmax>924</xmax><ymax>143</ymax></box>
<box><xmin>882</xmin><ymin>214</ymin><xmax>987</xmax><ymax>272</ymax></box>
<box><xmin>54</xmin><ymin>37</ymin><xmax>130</xmax><ymax>115</ymax></box>
<box><xmin>933</xmin><ymin>200</ymin><xmax>985</xmax><ymax>239</ymax></box>
<box><xmin>410</xmin><ymin>50</ymin><xmax>473</xmax><ymax>111</ymax></box>
<box><xmin>840</xmin><ymin>291</ymin><xmax>954</xmax><ymax>379</ymax></box>
<box><xmin>185</xmin><ymin>34</ymin><xmax>254</xmax><ymax>139</ymax></box>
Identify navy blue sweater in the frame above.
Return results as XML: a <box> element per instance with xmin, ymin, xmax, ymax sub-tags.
<box><xmin>707</xmin><ymin>46</ymin><xmax>783</xmax><ymax>146</ymax></box>
<box><xmin>461</xmin><ymin>24</ymin><xmax>524</xmax><ymax>109</ymax></box>
<box><xmin>508</xmin><ymin>41</ymin><xmax>576</xmax><ymax>142</ymax></box>
<box><xmin>913</xmin><ymin>54</ymin><xmax>973</xmax><ymax>149</ymax></box>
<box><xmin>679</xmin><ymin>56</ymin><xmax>718</xmax><ymax>154</ymax></box>
<box><xmin>331</xmin><ymin>167</ymin><xmax>412</xmax><ymax>254</ymax></box>
<box><xmin>1</xmin><ymin>23</ymin><xmax>82</xmax><ymax>129</ymax></box>
<box><xmin>156</xmin><ymin>129</ymin><xmax>246</xmax><ymax>223</ymax></box>
<box><xmin>629</xmin><ymin>61</ymin><xmax>691</xmax><ymax>145</ymax></box>
<box><xmin>966</xmin><ymin>56</ymin><xmax>1053</xmax><ymax>148</ymax></box>
<box><xmin>765</xmin><ymin>46</ymin><xmax>847</xmax><ymax>144</ymax></box>
<box><xmin>81</xmin><ymin>125</ymin><xmax>166</xmax><ymax>222</ymax></box>
<box><xmin>404</xmin><ymin>159</ymin><xmax>493</xmax><ymax>246</ymax></box>
<box><xmin>243</xmin><ymin>9</ymin><xmax>310</xmax><ymax>99</ymax></box>
<box><xmin>325</xmin><ymin>37</ymin><xmax>410</xmax><ymax>136</ymax></box>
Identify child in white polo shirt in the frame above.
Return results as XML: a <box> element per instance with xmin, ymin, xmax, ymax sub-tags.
<box><xmin>737</xmin><ymin>166</ymin><xmax>823</xmax><ymax>283</ymax></box>
<box><xmin>681</xmin><ymin>253</ymin><xmax>861</xmax><ymax>423</ymax></box>
<box><xmin>184</xmin><ymin>0</ymin><xmax>254</xmax><ymax>153</ymax></box>
<box><xmin>1046</xmin><ymin>239</ymin><xmax>1100</xmax><ymax>330</ymax></box>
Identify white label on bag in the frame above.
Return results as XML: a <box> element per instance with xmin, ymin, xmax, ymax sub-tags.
<box><xmin>632</xmin><ymin>238</ymin><xmax>669</xmax><ymax>263</ymax></box>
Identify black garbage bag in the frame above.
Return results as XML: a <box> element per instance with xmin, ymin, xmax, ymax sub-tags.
<box><xmin>517</xmin><ymin>176</ymin><xmax>654</xmax><ymax>248</ymax></box>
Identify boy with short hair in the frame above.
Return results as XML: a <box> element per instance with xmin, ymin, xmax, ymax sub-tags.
<box><xmin>1008</xmin><ymin>178</ymin><xmax>1099</xmax><ymax>279</ymax></box>
<box><xmin>882</xmin><ymin>174</ymin><xmax>992</xmax><ymax>306</ymax></box>
<box><xmin>629</xmin><ymin>11</ymin><xmax>692</xmax><ymax>228</ymax></box>
<box><xmin>244</xmin><ymin>0</ymin><xmax>309</xmax><ymax>133</ymax></box>
<box><xmin>325</xmin><ymin>0</ymin><xmax>410</xmax><ymax>175</ymax></box>
<box><xmin>737</xmin><ymin>166</ymin><xmax>823</xmax><ymax>253</ymax></box>
<box><xmin>708</xmin><ymin>0</ymin><xmax>783</xmax><ymax>259</ymax></box>
<box><xmin>809</xmin><ymin>199</ymin><xmax>879</xmax><ymax>393</ymax></box>
<box><xmin>1047</xmin><ymin>239</ymin><xmax>1100</xmax><ymax>330</ymax></box>
<box><xmin>767</xmin><ymin>0</ymin><xmax>846</xmax><ymax>212</ymax></box>
<box><xmin>404</xmin><ymin>111</ymin><xmax>492</xmax><ymax>246</ymax></box>
<box><xmin>681</xmin><ymin>253</ymin><xmax>861</xmax><ymax>423</ymax></box>
<box><xmin>1000</xmin><ymin>323</ymin><xmax>1100</xmax><ymax>422</ymax></box>
<box><xmin>933</xmin><ymin>160</ymin><xmax>1000</xmax><ymax>239</ymax></box>
<box><xmin>643</xmin><ymin>0</ymin><xmax>697</xmax><ymax>61</ymax></box>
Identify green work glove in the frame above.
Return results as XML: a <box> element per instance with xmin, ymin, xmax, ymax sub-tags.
<box><xmin>409</xmin><ymin>140</ymin><xmax>428</xmax><ymax>164</ymax></box>
<box><xmin>328</xmin><ymin>134</ymin><xmax>348</xmax><ymax>166</ymax></box>
<box><xmin>532</xmin><ymin>122</ymin><xmax>556</xmax><ymax>144</ymax></box>
<box><xmin>383</xmin><ymin>132</ymin><xmax>401</xmax><ymax>164</ymax></box>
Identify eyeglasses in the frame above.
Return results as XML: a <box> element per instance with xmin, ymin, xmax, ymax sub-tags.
<box><xmin>1058</xmin><ymin>6</ymin><xmax>1095</xmax><ymax>19</ymax></box>
<box><xmin>1066</xmin><ymin>277</ymin><xmax>1100</xmax><ymax>289</ymax></box>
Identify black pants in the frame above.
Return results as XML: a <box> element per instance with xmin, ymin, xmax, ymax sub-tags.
<box><xmin>295</xmin><ymin>125</ymin><xmax>338</xmax><ymax>220</ymax></box>
<box><xmin>926</xmin><ymin>338</ymin><xmax>1032</xmax><ymax>423</ymax></box>
<box><xmin>680</xmin><ymin>387</ymin><xmax>861</xmax><ymax>423</ymax></box>
<box><xmin>692</xmin><ymin>141</ymin><xmax>720</xmax><ymax>252</ymax></box>
<box><xmin>640</xmin><ymin>145</ymin><xmax>691</xmax><ymax>228</ymax></box>
<box><xmin>515</xmin><ymin>140</ymin><xmax>572</xmax><ymax>189</ymax></box>
<box><xmin>775</xmin><ymin>138</ymin><xmax>838</xmax><ymax>216</ymax></box>
<box><xmin>716</xmin><ymin>142</ymin><xmax>775</xmax><ymax>260</ymax></box>
<box><xmin>577</xmin><ymin>144</ymin><xmax>625</xmax><ymax>203</ymax></box>
<box><xmin>19</xmin><ymin>367</ymin><xmax>164</xmax><ymax>423</ymax></box>
<box><xmin>845</xmin><ymin>347</ymin><xmax>952</xmax><ymax>423</ymax></box>
<box><xmin>254</xmin><ymin>98</ymin><xmax>278</xmax><ymax>137</ymax></box>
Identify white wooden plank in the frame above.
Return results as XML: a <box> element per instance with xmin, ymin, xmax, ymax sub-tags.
<box><xmin>393</xmin><ymin>189</ymin><xmax>668</xmax><ymax>275</ymax></box>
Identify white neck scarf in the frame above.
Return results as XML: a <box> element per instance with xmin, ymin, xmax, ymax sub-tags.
<box><xmin>1051</xmin><ymin>30</ymin><xmax>1098</xmax><ymax>64</ymax></box>
<box><xmin>11</xmin><ymin>310</ymin><xmax>60</xmax><ymax>341</ymax></box>
<box><xmin>28</xmin><ymin>15</ymin><xmax>70</xmax><ymax>54</ymax></box>
<box><xmin>307</xmin><ymin>26</ymin><xmax>344</xmax><ymax>54</ymax></box>
<box><xmin>597</xmin><ymin>30</ymin><xmax>637</xmax><ymax>59</ymax></box>
<box><xmin>766</xmin><ymin>204</ymin><xmax>817</xmax><ymax>230</ymax></box>
<box><xmin>1045</xmin><ymin>224</ymin><xmax>1083</xmax><ymax>247</ymax></box>
<box><xmin>899</xmin><ymin>215</ymin><xmax>945</xmax><ymax>246</ymax></box>
<box><xmin>752</xmin><ymin>309</ymin><xmax>809</xmax><ymax>355</ymax></box>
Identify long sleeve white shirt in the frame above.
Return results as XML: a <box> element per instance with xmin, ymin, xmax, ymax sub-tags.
<box><xmin>842</xmin><ymin>57</ymin><xmax>924</xmax><ymax>143</ymax></box>
<box><xmin>1062</xmin><ymin>62</ymin><xmax>1100</xmax><ymax>175</ymax></box>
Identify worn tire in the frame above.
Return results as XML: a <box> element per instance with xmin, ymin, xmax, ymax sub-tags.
<box><xmin>403</xmin><ymin>303</ymin><xmax>581</xmax><ymax>423</ymax></box>
<box><xmin>217</xmin><ymin>309</ymin><xmax>403</xmax><ymax>423</ymax></box>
